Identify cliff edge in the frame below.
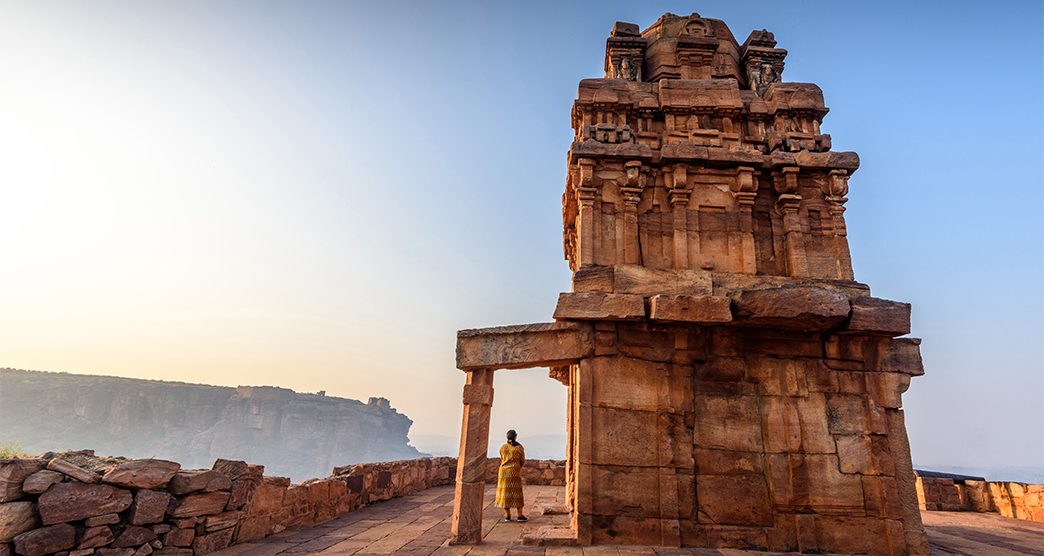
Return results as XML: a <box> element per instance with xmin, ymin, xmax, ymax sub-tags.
<box><xmin>0</xmin><ymin>369</ymin><xmax>422</xmax><ymax>481</ymax></box>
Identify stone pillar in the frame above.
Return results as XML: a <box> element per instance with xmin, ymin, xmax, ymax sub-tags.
<box><xmin>775</xmin><ymin>167</ymin><xmax>808</xmax><ymax>277</ymax></box>
<box><xmin>825</xmin><ymin>169</ymin><xmax>854</xmax><ymax>280</ymax></box>
<box><xmin>577</xmin><ymin>158</ymin><xmax>597</xmax><ymax>268</ymax></box>
<box><xmin>667</xmin><ymin>164</ymin><xmax>690</xmax><ymax>270</ymax></box>
<box><xmin>450</xmin><ymin>368</ymin><xmax>494</xmax><ymax>545</ymax></box>
<box><xmin>732</xmin><ymin>166</ymin><xmax>758</xmax><ymax>273</ymax></box>
<box><xmin>621</xmin><ymin>161</ymin><xmax>644</xmax><ymax>265</ymax></box>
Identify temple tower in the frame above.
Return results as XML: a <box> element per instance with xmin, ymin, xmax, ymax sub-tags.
<box><xmin>452</xmin><ymin>13</ymin><xmax>929</xmax><ymax>555</ymax></box>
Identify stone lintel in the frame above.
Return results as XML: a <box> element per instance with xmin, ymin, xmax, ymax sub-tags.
<box><xmin>648</xmin><ymin>294</ymin><xmax>732</xmax><ymax>323</ymax></box>
<box><xmin>554</xmin><ymin>292</ymin><xmax>646</xmax><ymax>321</ymax></box>
<box><xmin>845</xmin><ymin>296</ymin><xmax>912</xmax><ymax>336</ymax></box>
<box><xmin>731</xmin><ymin>285</ymin><xmax>851</xmax><ymax>331</ymax></box>
<box><xmin>456</xmin><ymin>322</ymin><xmax>594</xmax><ymax>371</ymax></box>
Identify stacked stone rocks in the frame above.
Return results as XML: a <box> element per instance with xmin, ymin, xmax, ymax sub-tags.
<box><xmin>0</xmin><ymin>452</ymin><xmax>457</xmax><ymax>556</ymax></box>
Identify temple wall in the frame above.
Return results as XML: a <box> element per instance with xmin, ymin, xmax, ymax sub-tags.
<box><xmin>567</xmin><ymin>323</ymin><xmax>926</xmax><ymax>554</ymax></box>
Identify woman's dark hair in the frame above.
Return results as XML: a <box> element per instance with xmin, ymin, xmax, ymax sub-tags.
<box><xmin>507</xmin><ymin>429</ymin><xmax>518</xmax><ymax>445</ymax></box>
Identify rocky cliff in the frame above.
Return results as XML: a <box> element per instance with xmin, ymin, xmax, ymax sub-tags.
<box><xmin>0</xmin><ymin>369</ymin><xmax>422</xmax><ymax>481</ymax></box>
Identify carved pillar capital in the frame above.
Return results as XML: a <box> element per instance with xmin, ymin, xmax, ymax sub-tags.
<box><xmin>731</xmin><ymin>166</ymin><xmax>758</xmax><ymax>207</ymax></box>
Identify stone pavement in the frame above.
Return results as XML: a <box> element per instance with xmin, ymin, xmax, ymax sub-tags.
<box><xmin>214</xmin><ymin>486</ymin><xmax>1044</xmax><ymax>555</ymax></box>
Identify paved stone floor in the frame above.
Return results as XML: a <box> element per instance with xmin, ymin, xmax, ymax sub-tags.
<box><xmin>216</xmin><ymin>486</ymin><xmax>1044</xmax><ymax>555</ymax></box>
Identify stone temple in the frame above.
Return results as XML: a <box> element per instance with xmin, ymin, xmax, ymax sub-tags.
<box><xmin>451</xmin><ymin>12</ymin><xmax>929</xmax><ymax>555</ymax></box>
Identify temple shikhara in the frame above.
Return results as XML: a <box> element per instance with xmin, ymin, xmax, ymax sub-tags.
<box><xmin>451</xmin><ymin>12</ymin><xmax>930</xmax><ymax>555</ymax></box>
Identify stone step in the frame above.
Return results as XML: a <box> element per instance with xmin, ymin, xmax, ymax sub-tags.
<box><xmin>522</xmin><ymin>526</ymin><xmax>579</xmax><ymax>546</ymax></box>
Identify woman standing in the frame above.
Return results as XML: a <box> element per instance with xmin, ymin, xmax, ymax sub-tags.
<box><xmin>495</xmin><ymin>429</ymin><xmax>527</xmax><ymax>522</ymax></box>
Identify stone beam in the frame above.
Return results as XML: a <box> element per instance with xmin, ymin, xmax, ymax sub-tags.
<box><xmin>456</xmin><ymin>322</ymin><xmax>594</xmax><ymax>371</ymax></box>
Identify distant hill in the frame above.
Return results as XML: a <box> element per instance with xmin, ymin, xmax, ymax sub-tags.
<box><xmin>0</xmin><ymin>368</ymin><xmax>422</xmax><ymax>481</ymax></box>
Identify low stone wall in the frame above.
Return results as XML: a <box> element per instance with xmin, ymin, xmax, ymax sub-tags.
<box><xmin>485</xmin><ymin>458</ymin><xmax>565</xmax><ymax>486</ymax></box>
<box><xmin>0</xmin><ymin>452</ymin><xmax>568</xmax><ymax>556</ymax></box>
<box><xmin>915</xmin><ymin>473</ymin><xmax>1044</xmax><ymax>523</ymax></box>
<box><xmin>0</xmin><ymin>452</ymin><xmax>455</xmax><ymax>556</ymax></box>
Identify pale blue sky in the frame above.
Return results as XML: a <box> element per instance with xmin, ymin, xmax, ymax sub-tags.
<box><xmin>1</xmin><ymin>1</ymin><xmax>1041</xmax><ymax>476</ymax></box>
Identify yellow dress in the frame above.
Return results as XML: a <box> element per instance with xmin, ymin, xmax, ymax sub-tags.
<box><xmin>495</xmin><ymin>442</ymin><xmax>525</xmax><ymax>509</ymax></box>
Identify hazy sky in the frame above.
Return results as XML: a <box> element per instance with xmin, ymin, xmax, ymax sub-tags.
<box><xmin>1</xmin><ymin>1</ymin><xmax>1041</xmax><ymax>473</ymax></box>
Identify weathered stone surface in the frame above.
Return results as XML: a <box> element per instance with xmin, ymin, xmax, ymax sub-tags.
<box><xmin>614</xmin><ymin>266</ymin><xmax>713</xmax><ymax>296</ymax></box>
<box><xmin>46</xmin><ymin>458</ymin><xmax>100</xmax><ymax>484</ymax></box>
<box><xmin>167</xmin><ymin>471</ymin><xmax>230</xmax><ymax>496</ymax></box>
<box><xmin>732</xmin><ymin>286</ymin><xmax>851</xmax><ymax>330</ymax></box>
<box><xmin>456</xmin><ymin>322</ymin><xmax>594</xmax><ymax>371</ymax></box>
<box><xmin>112</xmin><ymin>526</ymin><xmax>156</xmax><ymax>548</ymax></box>
<box><xmin>169</xmin><ymin>492</ymin><xmax>230</xmax><ymax>519</ymax></box>
<box><xmin>79</xmin><ymin>525</ymin><xmax>116</xmax><ymax>549</ymax></box>
<box><xmin>846</xmin><ymin>297</ymin><xmax>911</xmax><ymax>336</ymax></box>
<box><xmin>0</xmin><ymin>460</ymin><xmax>45</xmax><ymax>502</ymax></box>
<box><xmin>0</xmin><ymin>502</ymin><xmax>36</xmax><ymax>542</ymax></box>
<box><xmin>85</xmin><ymin>514</ymin><xmax>121</xmax><ymax>527</ymax></box>
<box><xmin>648</xmin><ymin>294</ymin><xmax>732</xmax><ymax>323</ymax></box>
<box><xmin>880</xmin><ymin>338</ymin><xmax>924</xmax><ymax>376</ymax></box>
<box><xmin>102</xmin><ymin>460</ymin><xmax>180</xmax><ymax>490</ymax></box>
<box><xmin>13</xmin><ymin>524</ymin><xmax>75</xmax><ymax>556</ymax></box>
<box><xmin>191</xmin><ymin>528</ymin><xmax>233</xmax><ymax>555</ymax></box>
<box><xmin>553</xmin><ymin>292</ymin><xmax>645</xmax><ymax>321</ymax></box>
<box><xmin>20</xmin><ymin>470</ymin><xmax>63</xmax><ymax>495</ymax></box>
<box><xmin>202</xmin><ymin>511</ymin><xmax>241</xmax><ymax>533</ymax></box>
<box><xmin>697</xmin><ymin>474</ymin><xmax>773</xmax><ymax>526</ymax></box>
<box><xmin>38</xmin><ymin>483</ymin><xmax>133</xmax><ymax>525</ymax></box>
<box><xmin>163</xmin><ymin>528</ymin><xmax>194</xmax><ymax>548</ymax></box>
<box><xmin>129</xmin><ymin>490</ymin><xmax>172</xmax><ymax>525</ymax></box>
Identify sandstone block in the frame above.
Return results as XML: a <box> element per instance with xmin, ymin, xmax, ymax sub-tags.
<box><xmin>79</xmin><ymin>526</ymin><xmax>115</xmax><ymax>549</ymax></box>
<box><xmin>695</xmin><ymin>449</ymin><xmax>764</xmax><ymax>475</ymax></box>
<box><xmin>610</xmin><ymin>265</ymin><xmax>713</xmax><ymax>296</ymax></box>
<box><xmin>880</xmin><ymin>338</ymin><xmax>924</xmax><ymax>376</ymax></box>
<box><xmin>846</xmin><ymin>297</ymin><xmax>911</xmax><ymax>336</ymax></box>
<box><xmin>649</xmin><ymin>294</ymin><xmax>732</xmax><ymax>323</ymax></box>
<box><xmin>102</xmin><ymin>459</ymin><xmax>180</xmax><ymax>490</ymax></box>
<box><xmin>112</xmin><ymin>526</ymin><xmax>156</xmax><ymax>548</ymax></box>
<box><xmin>696</xmin><ymin>356</ymin><xmax>746</xmax><ymax>382</ymax></box>
<box><xmin>694</xmin><ymin>394</ymin><xmax>763</xmax><ymax>452</ymax></box>
<box><xmin>169</xmin><ymin>492</ymin><xmax>230</xmax><ymax>518</ymax></box>
<box><xmin>836</xmin><ymin>435</ymin><xmax>874</xmax><ymax>474</ymax></box>
<box><xmin>211</xmin><ymin>460</ymin><xmax>250</xmax><ymax>481</ymax></box>
<box><xmin>812</xmin><ymin>516</ymin><xmax>888</xmax><ymax>555</ymax></box>
<box><xmin>586</xmin><ymin>356</ymin><xmax>664</xmax><ymax>411</ymax></box>
<box><xmin>13</xmin><ymin>524</ymin><xmax>76</xmax><ymax>556</ymax></box>
<box><xmin>456</xmin><ymin>322</ymin><xmax>593</xmax><ymax>371</ymax></box>
<box><xmin>0</xmin><ymin>460</ymin><xmax>46</xmax><ymax>502</ymax></box>
<box><xmin>805</xmin><ymin>454</ymin><xmax>865</xmax><ymax>509</ymax></box>
<box><xmin>0</xmin><ymin>502</ymin><xmax>36</xmax><ymax>542</ymax></box>
<box><xmin>85</xmin><ymin>514</ymin><xmax>120</xmax><ymax>527</ymax></box>
<box><xmin>696</xmin><ymin>474</ymin><xmax>773</xmax><ymax>526</ymax></box>
<box><xmin>38</xmin><ymin>483</ymin><xmax>133</xmax><ymax>525</ymax></box>
<box><xmin>46</xmin><ymin>458</ymin><xmax>100</xmax><ymax>484</ymax></box>
<box><xmin>129</xmin><ymin>490</ymin><xmax>172</xmax><ymax>525</ymax></box>
<box><xmin>553</xmin><ymin>292</ymin><xmax>646</xmax><ymax>320</ymax></box>
<box><xmin>168</xmin><ymin>471</ymin><xmax>230</xmax><ymax>496</ymax></box>
<box><xmin>192</xmin><ymin>526</ymin><xmax>233</xmax><ymax>554</ymax></box>
<box><xmin>20</xmin><ymin>470</ymin><xmax>63</xmax><ymax>495</ymax></box>
<box><xmin>732</xmin><ymin>285</ymin><xmax>851</xmax><ymax>331</ymax></box>
<box><xmin>203</xmin><ymin>511</ymin><xmax>241</xmax><ymax>533</ymax></box>
<box><xmin>163</xmin><ymin>529</ymin><xmax>194</xmax><ymax>548</ymax></box>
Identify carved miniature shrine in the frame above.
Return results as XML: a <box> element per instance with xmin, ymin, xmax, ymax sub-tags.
<box><xmin>451</xmin><ymin>13</ymin><xmax>929</xmax><ymax>555</ymax></box>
